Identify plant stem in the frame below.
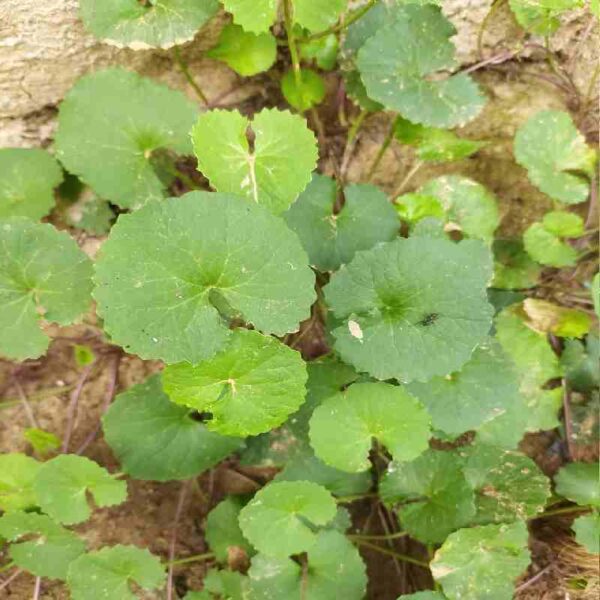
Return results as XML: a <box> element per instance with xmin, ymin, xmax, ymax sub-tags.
<box><xmin>32</xmin><ymin>576</ymin><xmax>41</xmax><ymax>600</ymax></box>
<box><xmin>12</xmin><ymin>376</ymin><xmax>39</xmax><ymax>429</ymax></box>
<box><xmin>0</xmin><ymin>569</ymin><xmax>22</xmax><ymax>592</ymax></box>
<box><xmin>367</xmin><ymin>120</ymin><xmax>396</xmax><ymax>181</ymax></box>
<box><xmin>283</xmin><ymin>0</ymin><xmax>302</xmax><ymax>88</ymax></box>
<box><xmin>62</xmin><ymin>362</ymin><xmax>96</xmax><ymax>453</ymax></box>
<box><xmin>477</xmin><ymin>0</ymin><xmax>507</xmax><ymax>59</ymax></box>
<box><xmin>561</xmin><ymin>379</ymin><xmax>574</xmax><ymax>460</ymax></box>
<box><xmin>0</xmin><ymin>384</ymin><xmax>75</xmax><ymax>410</ymax></box>
<box><xmin>393</xmin><ymin>160</ymin><xmax>423</xmax><ymax>197</ymax></box>
<box><xmin>167</xmin><ymin>481</ymin><xmax>189</xmax><ymax>600</ymax></box>
<box><xmin>336</xmin><ymin>492</ymin><xmax>378</xmax><ymax>504</ymax></box>
<box><xmin>348</xmin><ymin>531</ymin><xmax>408</xmax><ymax>541</ymax></box>
<box><xmin>0</xmin><ymin>562</ymin><xmax>15</xmax><ymax>575</ymax></box>
<box><xmin>160</xmin><ymin>159</ymin><xmax>199</xmax><ymax>191</ymax></box>
<box><xmin>353</xmin><ymin>539</ymin><xmax>430</xmax><ymax>568</ymax></box>
<box><xmin>530</xmin><ymin>506</ymin><xmax>589</xmax><ymax>520</ymax></box>
<box><xmin>167</xmin><ymin>552</ymin><xmax>215</xmax><ymax>567</ymax></box>
<box><xmin>300</xmin><ymin>0</ymin><xmax>378</xmax><ymax>42</ymax></box>
<box><xmin>174</xmin><ymin>46</ymin><xmax>208</xmax><ymax>105</ymax></box>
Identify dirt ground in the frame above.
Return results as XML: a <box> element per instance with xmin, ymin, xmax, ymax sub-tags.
<box><xmin>1</xmin><ymin>2</ymin><xmax>599</xmax><ymax>599</ymax></box>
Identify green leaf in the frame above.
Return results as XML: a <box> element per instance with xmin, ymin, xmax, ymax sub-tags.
<box><xmin>395</xmin><ymin>193</ymin><xmax>445</xmax><ymax>225</ymax></box>
<box><xmin>573</xmin><ymin>512</ymin><xmax>600</xmax><ymax>554</ymax></box>
<box><xmin>593</xmin><ymin>273</ymin><xmax>600</xmax><ymax>318</ymax></box>
<box><xmin>221</xmin><ymin>0</ymin><xmax>278</xmax><ymax>33</ymax></box>
<box><xmin>561</xmin><ymin>334</ymin><xmax>600</xmax><ymax>392</ymax></box>
<box><xmin>294</xmin><ymin>0</ymin><xmax>347</xmax><ymax>32</ymax></box>
<box><xmin>0</xmin><ymin>218</ymin><xmax>93</xmax><ymax>361</ymax></box>
<box><xmin>0</xmin><ymin>148</ymin><xmax>62</xmax><ymax>220</ymax></box>
<box><xmin>380</xmin><ymin>450</ymin><xmax>475</xmax><ymax>544</ymax></box>
<box><xmin>0</xmin><ymin>512</ymin><xmax>85</xmax><ymax>580</ymax></box>
<box><xmin>205</xmin><ymin>497</ymin><xmax>254</xmax><ymax>562</ymax></box>
<box><xmin>238</xmin><ymin>481</ymin><xmax>337</xmax><ymax>557</ymax></box>
<box><xmin>407</xmin><ymin>340</ymin><xmax>522</xmax><ymax>437</ymax></box>
<box><xmin>555</xmin><ymin>462</ymin><xmax>600</xmax><ymax>507</ymax></box>
<box><xmin>94</xmin><ymin>192</ymin><xmax>315</xmax><ymax>364</ymax></box>
<box><xmin>325</xmin><ymin>237</ymin><xmax>494</xmax><ymax>382</ymax></box>
<box><xmin>492</xmin><ymin>240</ymin><xmax>541</xmax><ymax>290</ymax></box>
<box><xmin>523</xmin><ymin>298</ymin><xmax>592</xmax><ymax>338</ymax></box>
<box><xmin>357</xmin><ymin>5</ymin><xmax>485</xmax><ymax>127</ymax></box>
<box><xmin>55</xmin><ymin>68</ymin><xmax>197</xmax><ymax>209</ymax></box>
<box><xmin>248</xmin><ymin>530</ymin><xmax>367</xmax><ymax>599</ymax></box>
<box><xmin>207</xmin><ymin>24</ymin><xmax>277</xmax><ymax>76</ymax></box>
<box><xmin>202</xmin><ymin>568</ymin><xmax>249</xmax><ymax>600</ymax></box>
<box><xmin>523</xmin><ymin>222</ymin><xmax>578</xmax><ymax>267</ymax></box>
<box><xmin>281</xmin><ymin>69</ymin><xmax>326</xmax><ymax>111</ymax></box>
<box><xmin>309</xmin><ymin>382</ymin><xmax>430</xmax><ymax>473</ymax></box>
<box><xmin>192</xmin><ymin>108</ymin><xmax>318</xmax><ymax>215</ymax></box>
<box><xmin>79</xmin><ymin>0</ymin><xmax>219</xmax><ymax>48</ymax></box>
<box><xmin>431</xmin><ymin>522</ymin><xmax>530</xmax><ymax>600</ymax></box>
<box><xmin>68</xmin><ymin>194</ymin><xmax>115</xmax><ymax>236</ymax></box>
<box><xmin>73</xmin><ymin>344</ymin><xmax>95</xmax><ymax>366</ymax></box>
<box><xmin>163</xmin><ymin>329</ymin><xmax>308</xmax><ymax>436</ymax></box>
<box><xmin>33</xmin><ymin>455</ymin><xmax>127</xmax><ymax>525</ymax></box>
<box><xmin>542</xmin><ymin>211</ymin><xmax>585</xmax><ymax>237</ymax></box>
<box><xmin>509</xmin><ymin>0</ymin><xmax>583</xmax><ymax>35</ymax></box>
<box><xmin>462</xmin><ymin>445</ymin><xmax>551</xmax><ymax>523</ymax></box>
<box><xmin>398</xmin><ymin>593</ymin><xmax>447</xmax><ymax>600</ymax></box>
<box><xmin>67</xmin><ymin>545</ymin><xmax>165</xmax><ymax>600</ymax></box>
<box><xmin>24</xmin><ymin>428</ymin><xmax>61</xmax><ymax>456</ymax></box>
<box><xmin>0</xmin><ymin>453</ymin><xmax>41</xmax><ymax>511</ymax></box>
<box><xmin>419</xmin><ymin>176</ymin><xmax>499</xmax><ymax>243</ymax></box>
<box><xmin>300</xmin><ymin>34</ymin><xmax>339</xmax><ymax>70</ymax></box>
<box><xmin>394</xmin><ymin>117</ymin><xmax>485</xmax><ymax>162</ymax></box>
<box><xmin>514</xmin><ymin>110</ymin><xmax>596</xmax><ymax>204</ymax></box>
<box><xmin>103</xmin><ymin>374</ymin><xmax>241</xmax><ymax>481</ymax></box>
<box><xmin>284</xmin><ymin>174</ymin><xmax>399</xmax><ymax>271</ymax></box>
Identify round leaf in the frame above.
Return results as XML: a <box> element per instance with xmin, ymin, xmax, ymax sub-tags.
<box><xmin>55</xmin><ymin>68</ymin><xmax>197</xmax><ymax>209</ymax></box>
<box><xmin>93</xmin><ymin>192</ymin><xmax>315</xmax><ymax>364</ymax></box>
<box><xmin>420</xmin><ymin>176</ymin><xmax>499</xmax><ymax>243</ymax></box>
<box><xmin>0</xmin><ymin>218</ymin><xmax>93</xmax><ymax>361</ymax></box>
<box><xmin>284</xmin><ymin>174</ymin><xmax>399</xmax><ymax>271</ymax></box>
<box><xmin>431</xmin><ymin>522</ymin><xmax>530</xmax><ymax>600</ymax></box>
<box><xmin>0</xmin><ymin>149</ymin><xmax>62</xmax><ymax>220</ymax></box>
<box><xmin>356</xmin><ymin>5</ymin><xmax>485</xmax><ymax>127</ymax></box>
<box><xmin>205</xmin><ymin>497</ymin><xmax>254</xmax><ymax>562</ymax></box>
<box><xmin>103</xmin><ymin>374</ymin><xmax>242</xmax><ymax>481</ymax></box>
<box><xmin>325</xmin><ymin>236</ymin><xmax>494</xmax><ymax>382</ymax></box>
<box><xmin>163</xmin><ymin>329</ymin><xmax>308</xmax><ymax>436</ymax></box>
<box><xmin>67</xmin><ymin>545</ymin><xmax>165</xmax><ymax>600</ymax></box>
<box><xmin>395</xmin><ymin>193</ymin><xmax>445</xmax><ymax>225</ymax></box>
<box><xmin>293</xmin><ymin>0</ymin><xmax>347</xmax><ymax>32</ymax></box>
<box><xmin>523</xmin><ymin>223</ymin><xmax>578</xmax><ymax>267</ymax></box>
<box><xmin>380</xmin><ymin>450</ymin><xmax>475</xmax><ymax>544</ymax></box>
<box><xmin>514</xmin><ymin>110</ymin><xmax>595</xmax><ymax>204</ymax></box>
<box><xmin>407</xmin><ymin>340</ymin><xmax>522</xmax><ymax>436</ymax></box>
<box><xmin>573</xmin><ymin>513</ymin><xmax>600</xmax><ymax>554</ymax></box>
<box><xmin>33</xmin><ymin>455</ymin><xmax>127</xmax><ymax>525</ymax></box>
<box><xmin>192</xmin><ymin>108</ymin><xmax>318</xmax><ymax>214</ymax></box>
<box><xmin>221</xmin><ymin>0</ymin><xmax>278</xmax><ymax>33</ymax></box>
<box><xmin>0</xmin><ymin>512</ymin><xmax>85</xmax><ymax>580</ymax></box>
<box><xmin>555</xmin><ymin>462</ymin><xmax>600</xmax><ymax>507</ymax></box>
<box><xmin>79</xmin><ymin>0</ymin><xmax>219</xmax><ymax>48</ymax></box>
<box><xmin>542</xmin><ymin>211</ymin><xmax>584</xmax><ymax>237</ymax></box>
<box><xmin>0</xmin><ymin>453</ymin><xmax>41</xmax><ymax>511</ymax></box>
<box><xmin>206</xmin><ymin>24</ymin><xmax>277</xmax><ymax>76</ymax></box>
<box><xmin>238</xmin><ymin>481</ymin><xmax>337</xmax><ymax>557</ymax></box>
<box><xmin>248</xmin><ymin>530</ymin><xmax>367</xmax><ymax>599</ymax></box>
<box><xmin>309</xmin><ymin>382</ymin><xmax>431</xmax><ymax>473</ymax></box>
<box><xmin>281</xmin><ymin>69</ymin><xmax>326</xmax><ymax>111</ymax></box>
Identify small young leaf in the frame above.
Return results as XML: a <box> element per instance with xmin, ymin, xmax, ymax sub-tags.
<box><xmin>94</xmin><ymin>192</ymin><xmax>315</xmax><ymax>363</ymax></box>
<box><xmin>395</xmin><ymin>193</ymin><xmax>445</xmax><ymax>225</ymax></box>
<box><xmin>248</xmin><ymin>530</ymin><xmax>367</xmax><ymax>599</ymax></box>
<box><xmin>205</xmin><ymin>497</ymin><xmax>254</xmax><ymax>562</ymax></box>
<box><xmin>0</xmin><ymin>511</ymin><xmax>85</xmax><ymax>580</ymax></box>
<box><xmin>163</xmin><ymin>329</ymin><xmax>308</xmax><ymax>437</ymax></box>
<box><xmin>103</xmin><ymin>374</ymin><xmax>241</xmax><ymax>481</ymax></box>
<box><xmin>284</xmin><ymin>174</ymin><xmax>399</xmax><ymax>271</ymax></box>
<box><xmin>357</xmin><ymin>5</ymin><xmax>485</xmax><ymax>127</ymax></box>
<box><xmin>561</xmin><ymin>334</ymin><xmax>600</xmax><ymax>392</ymax></box>
<box><xmin>192</xmin><ymin>108</ymin><xmax>318</xmax><ymax>214</ymax></box>
<box><xmin>281</xmin><ymin>69</ymin><xmax>326</xmax><ymax>111</ymax></box>
<box><xmin>202</xmin><ymin>568</ymin><xmax>249</xmax><ymax>600</ymax></box>
<box><xmin>55</xmin><ymin>68</ymin><xmax>197</xmax><ymax>209</ymax></box>
<box><xmin>309</xmin><ymin>382</ymin><xmax>430</xmax><ymax>473</ymax></box>
<box><xmin>207</xmin><ymin>24</ymin><xmax>277</xmax><ymax>76</ymax></box>
<box><xmin>221</xmin><ymin>0</ymin><xmax>278</xmax><ymax>33</ymax></box>
<box><xmin>24</xmin><ymin>428</ymin><xmax>61</xmax><ymax>456</ymax></box>
<box><xmin>419</xmin><ymin>176</ymin><xmax>499</xmax><ymax>243</ymax></box>
<box><xmin>462</xmin><ymin>445</ymin><xmax>551</xmax><ymax>523</ymax></box>
<box><xmin>509</xmin><ymin>0</ymin><xmax>583</xmax><ymax>36</ymax></box>
<box><xmin>0</xmin><ymin>218</ymin><xmax>93</xmax><ymax>360</ymax></box>
<box><xmin>0</xmin><ymin>453</ymin><xmax>41</xmax><ymax>511</ymax></box>
<box><xmin>431</xmin><ymin>522</ymin><xmax>530</xmax><ymax>600</ymax></box>
<box><xmin>514</xmin><ymin>110</ymin><xmax>596</xmax><ymax>204</ymax></box>
<box><xmin>492</xmin><ymin>239</ymin><xmax>541</xmax><ymax>290</ymax></box>
<box><xmin>325</xmin><ymin>237</ymin><xmax>494</xmax><ymax>382</ymax></box>
<box><xmin>238</xmin><ymin>481</ymin><xmax>337</xmax><ymax>557</ymax></box>
<box><xmin>33</xmin><ymin>455</ymin><xmax>127</xmax><ymax>525</ymax></box>
<box><xmin>407</xmin><ymin>340</ymin><xmax>522</xmax><ymax>437</ymax></box>
<box><xmin>523</xmin><ymin>298</ymin><xmax>592</xmax><ymax>338</ymax></box>
<box><xmin>300</xmin><ymin>33</ymin><xmax>339</xmax><ymax>70</ymax></box>
<box><xmin>380</xmin><ymin>450</ymin><xmax>475</xmax><ymax>544</ymax></box>
<box><xmin>73</xmin><ymin>344</ymin><xmax>95</xmax><ymax>367</ymax></box>
<box><xmin>523</xmin><ymin>222</ymin><xmax>578</xmax><ymax>267</ymax></box>
<box><xmin>67</xmin><ymin>545</ymin><xmax>165</xmax><ymax>600</ymax></box>
<box><xmin>0</xmin><ymin>148</ymin><xmax>62</xmax><ymax>220</ymax></box>
<box><xmin>573</xmin><ymin>512</ymin><xmax>600</xmax><ymax>554</ymax></box>
<box><xmin>79</xmin><ymin>0</ymin><xmax>219</xmax><ymax>48</ymax></box>
<box><xmin>555</xmin><ymin>462</ymin><xmax>600</xmax><ymax>507</ymax></box>
<box><xmin>542</xmin><ymin>211</ymin><xmax>585</xmax><ymax>237</ymax></box>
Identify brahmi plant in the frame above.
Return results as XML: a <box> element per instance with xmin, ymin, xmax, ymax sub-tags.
<box><xmin>0</xmin><ymin>1</ymin><xmax>599</xmax><ymax>599</ymax></box>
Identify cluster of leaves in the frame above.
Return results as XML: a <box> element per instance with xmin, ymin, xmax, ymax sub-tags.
<box><xmin>1</xmin><ymin>1</ymin><xmax>599</xmax><ymax>599</ymax></box>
